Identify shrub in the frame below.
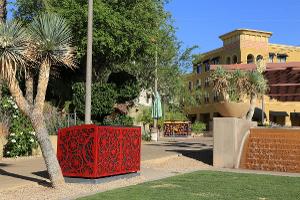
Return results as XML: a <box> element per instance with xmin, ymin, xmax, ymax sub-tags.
<box><xmin>192</xmin><ymin>122</ymin><xmax>206</xmax><ymax>134</ymax></box>
<box><xmin>142</xmin><ymin>130</ymin><xmax>151</xmax><ymax>141</ymax></box>
<box><xmin>72</xmin><ymin>82</ymin><xmax>117</xmax><ymax>119</ymax></box>
<box><xmin>1</xmin><ymin>96</ymin><xmax>38</xmax><ymax>157</ymax></box>
<box><xmin>102</xmin><ymin>114</ymin><xmax>134</xmax><ymax>126</ymax></box>
<box><xmin>43</xmin><ymin>102</ymin><xmax>69</xmax><ymax>135</ymax></box>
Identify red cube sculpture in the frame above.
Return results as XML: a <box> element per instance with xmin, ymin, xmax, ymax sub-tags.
<box><xmin>57</xmin><ymin>125</ymin><xmax>141</xmax><ymax>178</ymax></box>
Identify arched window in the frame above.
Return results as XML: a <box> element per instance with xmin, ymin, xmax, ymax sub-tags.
<box><xmin>226</xmin><ymin>57</ymin><xmax>231</xmax><ymax>64</ymax></box>
<box><xmin>232</xmin><ymin>55</ymin><xmax>238</xmax><ymax>64</ymax></box>
<box><xmin>256</xmin><ymin>55</ymin><xmax>263</xmax><ymax>62</ymax></box>
<box><xmin>247</xmin><ymin>54</ymin><xmax>254</xmax><ymax>64</ymax></box>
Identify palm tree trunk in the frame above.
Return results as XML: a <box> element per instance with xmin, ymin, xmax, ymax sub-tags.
<box><xmin>246</xmin><ymin>93</ymin><xmax>257</xmax><ymax>121</ymax></box>
<box><xmin>30</xmin><ymin>112</ymin><xmax>63</xmax><ymax>187</ymax></box>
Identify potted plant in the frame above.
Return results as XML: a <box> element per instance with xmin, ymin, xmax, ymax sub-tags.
<box><xmin>211</xmin><ymin>66</ymin><xmax>268</xmax><ymax>119</ymax></box>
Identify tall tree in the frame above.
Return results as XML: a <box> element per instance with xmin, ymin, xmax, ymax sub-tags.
<box><xmin>0</xmin><ymin>13</ymin><xmax>76</xmax><ymax>187</ymax></box>
<box><xmin>14</xmin><ymin>0</ymin><xmax>175</xmax><ymax>87</ymax></box>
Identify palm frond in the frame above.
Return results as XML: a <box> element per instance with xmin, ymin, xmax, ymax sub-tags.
<box><xmin>28</xmin><ymin>13</ymin><xmax>76</xmax><ymax>69</ymax></box>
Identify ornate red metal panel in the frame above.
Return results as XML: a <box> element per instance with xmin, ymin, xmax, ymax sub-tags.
<box><xmin>57</xmin><ymin>125</ymin><xmax>141</xmax><ymax>178</ymax></box>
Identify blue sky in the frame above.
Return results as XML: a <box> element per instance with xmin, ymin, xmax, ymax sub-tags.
<box><xmin>8</xmin><ymin>0</ymin><xmax>300</xmax><ymax>54</ymax></box>
<box><xmin>165</xmin><ymin>0</ymin><xmax>300</xmax><ymax>54</ymax></box>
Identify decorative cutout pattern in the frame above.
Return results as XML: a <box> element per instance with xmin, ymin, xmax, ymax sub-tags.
<box><xmin>57</xmin><ymin>125</ymin><xmax>141</xmax><ymax>178</ymax></box>
<box><xmin>240</xmin><ymin>128</ymin><xmax>300</xmax><ymax>173</ymax></box>
<box><xmin>163</xmin><ymin>122</ymin><xmax>191</xmax><ymax>137</ymax></box>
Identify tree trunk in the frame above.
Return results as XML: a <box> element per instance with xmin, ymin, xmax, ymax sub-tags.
<box><xmin>32</xmin><ymin>62</ymin><xmax>64</xmax><ymax>187</ymax></box>
<box><xmin>25</xmin><ymin>72</ymin><xmax>34</xmax><ymax>104</ymax></box>
<box><xmin>0</xmin><ymin>0</ymin><xmax>6</xmax><ymax>23</ymax></box>
<box><xmin>246</xmin><ymin>93</ymin><xmax>257</xmax><ymax>121</ymax></box>
<box><xmin>30</xmin><ymin>112</ymin><xmax>64</xmax><ymax>187</ymax></box>
<box><xmin>0</xmin><ymin>0</ymin><xmax>5</xmax><ymax>98</ymax></box>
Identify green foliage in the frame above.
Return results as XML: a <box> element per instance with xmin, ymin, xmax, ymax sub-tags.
<box><xmin>141</xmin><ymin>130</ymin><xmax>151</xmax><ymax>142</ymax></box>
<box><xmin>192</xmin><ymin>122</ymin><xmax>206</xmax><ymax>134</ymax></box>
<box><xmin>0</xmin><ymin>96</ymin><xmax>38</xmax><ymax>157</ymax></box>
<box><xmin>117</xmin><ymin>81</ymin><xmax>140</xmax><ymax>103</ymax></box>
<box><xmin>164</xmin><ymin>111</ymin><xmax>188</xmax><ymax>121</ymax></box>
<box><xmin>137</xmin><ymin>108</ymin><xmax>152</xmax><ymax>125</ymax></box>
<box><xmin>14</xmin><ymin>0</ymin><xmax>180</xmax><ymax>92</ymax></box>
<box><xmin>102</xmin><ymin>114</ymin><xmax>134</xmax><ymax>126</ymax></box>
<box><xmin>72</xmin><ymin>82</ymin><xmax>117</xmax><ymax>119</ymax></box>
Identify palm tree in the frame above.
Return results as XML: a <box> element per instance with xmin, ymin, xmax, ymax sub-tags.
<box><xmin>0</xmin><ymin>13</ymin><xmax>76</xmax><ymax>187</ymax></box>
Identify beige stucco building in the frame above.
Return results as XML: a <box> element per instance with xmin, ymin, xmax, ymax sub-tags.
<box><xmin>186</xmin><ymin>29</ymin><xmax>300</xmax><ymax>128</ymax></box>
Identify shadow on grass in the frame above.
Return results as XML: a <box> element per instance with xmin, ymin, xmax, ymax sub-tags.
<box><xmin>166</xmin><ymin>148</ymin><xmax>213</xmax><ymax>165</ymax></box>
<box><xmin>0</xmin><ymin>168</ymin><xmax>51</xmax><ymax>187</ymax></box>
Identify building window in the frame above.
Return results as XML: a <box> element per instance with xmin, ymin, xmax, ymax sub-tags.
<box><xmin>214</xmin><ymin>92</ymin><xmax>219</xmax><ymax>102</ymax></box>
<box><xmin>256</xmin><ymin>55</ymin><xmax>263</xmax><ymax>62</ymax></box>
<box><xmin>196</xmin><ymin>79</ymin><xmax>201</xmax><ymax>89</ymax></box>
<box><xmin>277</xmin><ymin>54</ymin><xmax>287</xmax><ymax>63</ymax></box>
<box><xmin>204</xmin><ymin>92</ymin><xmax>210</xmax><ymax>104</ymax></box>
<box><xmin>196</xmin><ymin>65</ymin><xmax>202</xmax><ymax>74</ymax></box>
<box><xmin>204</xmin><ymin>77</ymin><xmax>209</xmax><ymax>87</ymax></box>
<box><xmin>188</xmin><ymin>81</ymin><xmax>193</xmax><ymax>91</ymax></box>
<box><xmin>196</xmin><ymin>94</ymin><xmax>202</xmax><ymax>104</ymax></box>
<box><xmin>269</xmin><ymin>53</ymin><xmax>275</xmax><ymax>63</ymax></box>
<box><xmin>226</xmin><ymin>57</ymin><xmax>231</xmax><ymax>64</ymax></box>
<box><xmin>232</xmin><ymin>55</ymin><xmax>238</xmax><ymax>64</ymax></box>
<box><xmin>211</xmin><ymin>57</ymin><xmax>220</xmax><ymax>65</ymax></box>
<box><xmin>204</xmin><ymin>63</ymin><xmax>210</xmax><ymax>72</ymax></box>
<box><xmin>247</xmin><ymin>54</ymin><xmax>254</xmax><ymax>64</ymax></box>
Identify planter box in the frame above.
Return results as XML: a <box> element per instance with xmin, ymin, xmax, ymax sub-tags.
<box><xmin>57</xmin><ymin>125</ymin><xmax>141</xmax><ymax>178</ymax></box>
<box><xmin>214</xmin><ymin>102</ymin><xmax>250</xmax><ymax>118</ymax></box>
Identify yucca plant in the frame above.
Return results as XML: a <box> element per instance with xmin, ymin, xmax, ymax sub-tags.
<box><xmin>0</xmin><ymin>13</ymin><xmax>76</xmax><ymax>187</ymax></box>
<box><xmin>245</xmin><ymin>70</ymin><xmax>268</xmax><ymax>121</ymax></box>
<box><xmin>210</xmin><ymin>66</ymin><xmax>268</xmax><ymax>120</ymax></box>
<box><xmin>210</xmin><ymin>66</ymin><xmax>232</xmax><ymax>101</ymax></box>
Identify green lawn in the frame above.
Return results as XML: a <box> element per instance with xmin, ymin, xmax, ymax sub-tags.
<box><xmin>79</xmin><ymin>171</ymin><xmax>300</xmax><ymax>200</ymax></box>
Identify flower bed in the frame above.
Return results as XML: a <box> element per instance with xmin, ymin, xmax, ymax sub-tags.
<box><xmin>57</xmin><ymin>125</ymin><xmax>141</xmax><ymax>178</ymax></box>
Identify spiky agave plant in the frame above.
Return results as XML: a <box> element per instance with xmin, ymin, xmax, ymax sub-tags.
<box><xmin>0</xmin><ymin>21</ymin><xmax>34</xmax><ymax>82</ymax></box>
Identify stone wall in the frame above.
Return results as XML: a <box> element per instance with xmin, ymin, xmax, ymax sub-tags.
<box><xmin>213</xmin><ymin>118</ymin><xmax>256</xmax><ymax>168</ymax></box>
<box><xmin>240</xmin><ymin>128</ymin><xmax>300</xmax><ymax>173</ymax></box>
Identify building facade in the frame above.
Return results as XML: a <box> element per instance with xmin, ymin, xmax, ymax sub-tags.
<box><xmin>186</xmin><ymin>29</ymin><xmax>300</xmax><ymax>128</ymax></box>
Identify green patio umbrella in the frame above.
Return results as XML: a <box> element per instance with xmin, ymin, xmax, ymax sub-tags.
<box><xmin>152</xmin><ymin>91</ymin><xmax>162</xmax><ymax>119</ymax></box>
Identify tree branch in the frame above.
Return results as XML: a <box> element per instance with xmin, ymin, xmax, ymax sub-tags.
<box><xmin>6</xmin><ymin>76</ymin><xmax>31</xmax><ymax>116</ymax></box>
<box><xmin>25</xmin><ymin>70</ymin><xmax>34</xmax><ymax>104</ymax></box>
<box><xmin>34</xmin><ymin>61</ymin><xmax>50</xmax><ymax>112</ymax></box>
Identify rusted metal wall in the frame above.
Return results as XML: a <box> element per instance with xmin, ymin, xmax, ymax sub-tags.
<box><xmin>240</xmin><ymin>128</ymin><xmax>300</xmax><ymax>173</ymax></box>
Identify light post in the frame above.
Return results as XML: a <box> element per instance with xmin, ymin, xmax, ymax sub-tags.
<box><xmin>153</xmin><ymin>48</ymin><xmax>158</xmax><ymax>130</ymax></box>
<box><xmin>85</xmin><ymin>0</ymin><xmax>93</xmax><ymax>124</ymax></box>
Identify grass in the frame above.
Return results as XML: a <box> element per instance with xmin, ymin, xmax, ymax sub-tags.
<box><xmin>79</xmin><ymin>171</ymin><xmax>300</xmax><ymax>200</ymax></box>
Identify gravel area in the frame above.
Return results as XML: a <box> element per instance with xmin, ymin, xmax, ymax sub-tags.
<box><xmin>143</xmin><ymin>155</ymin><xmax>212</xmax><ymax>173</ymax></box>
<box><xmin>0</xmin><ymin>156</ymin><xmax>211</xmax><ymax>200</ymax></box>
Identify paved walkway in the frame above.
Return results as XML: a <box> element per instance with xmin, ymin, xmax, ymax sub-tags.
<box><xmin>0</xmin><ymin>137</ymin><xmax>213</xmax><ymax>192</ymax></box>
